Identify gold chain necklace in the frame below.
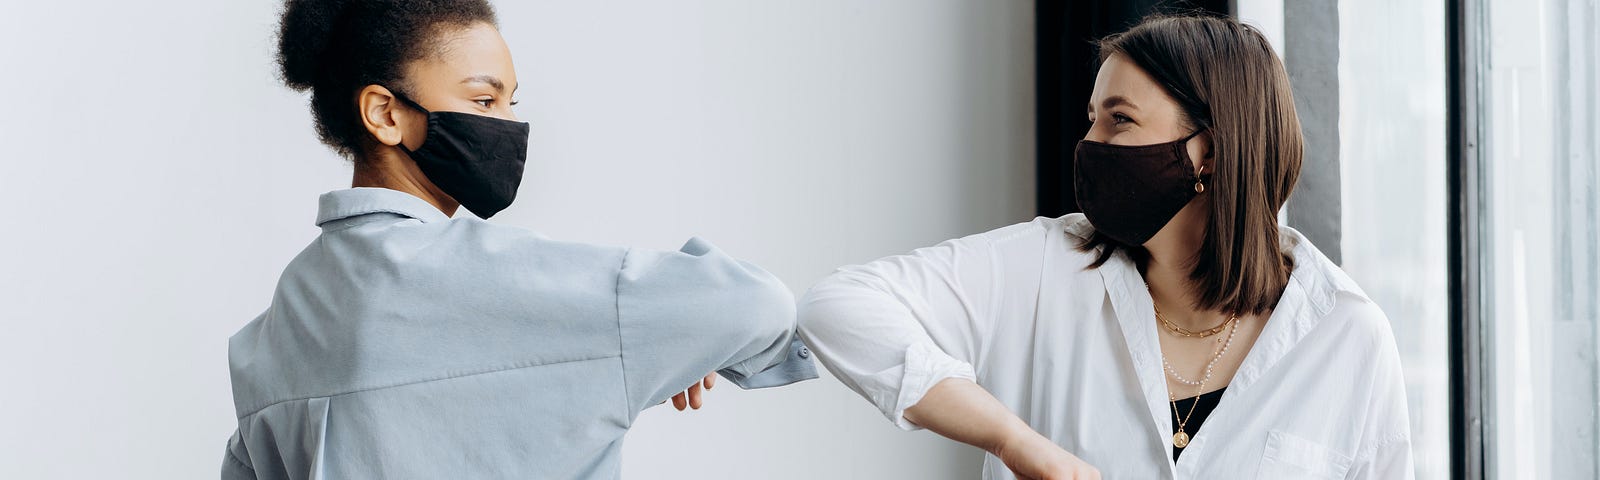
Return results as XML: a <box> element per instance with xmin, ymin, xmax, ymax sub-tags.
<box><xmin>1154</xmin><ymin>303</ymin><xmax>1233</xmax><ymax>338</ymax></box>
<box><xmin>1146</xmin><ymin>283</ymin><xmax>1233</xmax><ymax>338</ymax></box>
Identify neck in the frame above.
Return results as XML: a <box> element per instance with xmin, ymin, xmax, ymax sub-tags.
<box><xmin>1142</xmin><ymin>203</ymin><xmax>1228</xmax><ymax>331</ymax></box>
<box><xmin>352</xmin><ymin>149</ymin><xmax>459</xmax><ymax>217</ymax></box>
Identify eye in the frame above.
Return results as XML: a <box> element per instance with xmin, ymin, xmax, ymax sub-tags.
<box><xmin>475</xmin><ymin>98</ymin><xmax>494</xmax><ymax>108</ymax></box>
<box><xmin>1112</xmin><ymin>113</ymin><xmax>1133</xmax><ymax>125</ymax></box>
<box><xmin>509</xmin><ymin>99</ymin><xmax>520</xmax><ymax>106</ymax></box>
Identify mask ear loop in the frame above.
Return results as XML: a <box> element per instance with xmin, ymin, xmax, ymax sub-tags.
<box><xmin>386</xmin><ymin>87</ymin><xmax>430</xmax><ymax>114</ymax></box>
<box><xmin>383</xmin><ymin>86</ymin><xmax>431</xmax><ymax>155</ymax></box>
<box><xmin>1185</xmin><ymin>129</ymin><xmax>1209</xmax><ymax>194</ymax></box>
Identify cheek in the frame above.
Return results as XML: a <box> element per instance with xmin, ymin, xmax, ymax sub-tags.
<box><xmin>400</xmin><ymin>112</ymin><xmax>431</xmax><ymax>149</ymax></box>
<box><xmin>496</xmin><ymin>106</ymin><xmax>519</xmax><ymax>122</ymax></box>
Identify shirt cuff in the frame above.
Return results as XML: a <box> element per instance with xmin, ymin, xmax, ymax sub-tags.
<box><xmin>718</xmin><ymin>337</ymin><xmax>820</xmax><ymax>389</ymax></box>
<box><xmin>890</xmin><ymin>342</ymin><xmax>977</xmax><ymax>431</ymax></box>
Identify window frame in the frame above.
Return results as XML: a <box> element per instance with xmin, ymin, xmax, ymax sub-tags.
<box><xmin>1446</xmin><ymin>0</ymin><xmax>1490</xmax><ymax>477</ymax></box>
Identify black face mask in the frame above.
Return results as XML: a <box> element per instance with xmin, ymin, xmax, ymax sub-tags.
<box><xmin>391</xmin><ymin>90</ymin><xmax>530</xmax><ymax>219</ymax></box>
<box><xmin>1073</xmin><ymin>129</ymin><xmax>1209</xmax><ymax>246</ymax></box>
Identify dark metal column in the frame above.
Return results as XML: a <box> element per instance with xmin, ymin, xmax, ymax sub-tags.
<box><xmin>1446</xmin><ymin>0</ymin><xmax>1490</xmax><ymax>477</ymax></box>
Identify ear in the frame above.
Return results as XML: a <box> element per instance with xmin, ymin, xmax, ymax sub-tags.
<box><xmin>358</xmin><ymin>85</ymin><xmax>413</xmax><ymax>149</ymax></box>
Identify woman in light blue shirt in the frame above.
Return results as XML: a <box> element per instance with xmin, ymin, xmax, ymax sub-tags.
<box><xmin>222</xmin><ymin>1</ymin><xmax>815</xmax><ymax>478</ymax></box>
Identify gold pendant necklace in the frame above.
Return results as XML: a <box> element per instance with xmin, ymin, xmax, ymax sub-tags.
<box><xmin>1169</xmin><ymin>367</ymin><xmax>1206</xmax><ymax>448</ymax></box>
<box><xmin>1167</xmin><ymin>316</ymin><xmax>1237</xmax><ymax>448</ymax></box>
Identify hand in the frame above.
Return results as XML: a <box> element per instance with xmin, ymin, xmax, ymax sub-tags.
<box><xmin>993</xmin><ymin>429</ymin><xmax>1101</xmax><ymax>480</ymax></box>
<box><xmin>670</xmin><ymin>373</ymin><xmax>716</xmax><ymax>411</ymax></box>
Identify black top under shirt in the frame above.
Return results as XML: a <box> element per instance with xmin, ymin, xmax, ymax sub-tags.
<box><xmin>1170</xmin><ymin>386</ymin><xmax>1227</xmax><ymax>460</ymax></box>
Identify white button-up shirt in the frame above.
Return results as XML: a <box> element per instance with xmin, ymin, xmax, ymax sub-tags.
<box><xmin>798</xmin><ymin>214</ymin><xmax>1414</xmax><ymax>479</ymax></box>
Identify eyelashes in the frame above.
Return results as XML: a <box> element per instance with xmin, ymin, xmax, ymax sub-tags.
<box><xmin>1087</xmin><ymin>112</ymin><xmax>1135</xmax><ymax>125</ymax></box>
<box><xmin>474</xmin><ymin>98</ymin><xmax>520</xmax><ymax>108</ymax></box>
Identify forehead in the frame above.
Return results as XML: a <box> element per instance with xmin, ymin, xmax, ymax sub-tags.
<box><xmin>410</xmin><ymin>23</ymin><xmax>516</xmax><ymax>85</ymax></box>
<box><xmin>1089</xmin><ymin>54</ymin><xmax>1173</xmax><ymax>109</ymax></box>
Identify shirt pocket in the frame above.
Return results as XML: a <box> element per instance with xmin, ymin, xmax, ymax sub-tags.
<box><xmin>1255</xmin><ymin>430</ymin><xmax>1354</xmax><ymax>480</ymax></box>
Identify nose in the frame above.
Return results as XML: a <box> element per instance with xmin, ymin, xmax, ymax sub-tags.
<box><xmin>1082</xmin><ymin>118</ymin><xmax>1112</xmax><ymax>143</ymax></box>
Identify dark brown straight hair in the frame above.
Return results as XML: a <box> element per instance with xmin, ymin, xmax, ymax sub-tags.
<box><xmin>1078</xmin><ymin>13</ymin><xmax>1303</xmax><ymax>316</ymax></box>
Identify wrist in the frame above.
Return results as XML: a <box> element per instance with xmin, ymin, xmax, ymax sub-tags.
<box><xmin>988</xmin><ymin>416</ymin><xmax>1041</xmax><ymax>457</ymax></box>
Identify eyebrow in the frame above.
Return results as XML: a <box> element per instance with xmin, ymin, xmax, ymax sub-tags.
<box><xmin>460</xmin><ymin>75</ymin><xmax>518</xmax><ymax>94</ymax></box>
<box><xmin>1087</xmin><ymin>95</ymin><xmax>1140</xmax><ymax>114</ymax></box>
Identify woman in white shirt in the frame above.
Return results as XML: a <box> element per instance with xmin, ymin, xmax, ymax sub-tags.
<box><xmin>798</xmin><ymin>14</ymin><xmax>1413</xmax><ymax>480</ymax></box>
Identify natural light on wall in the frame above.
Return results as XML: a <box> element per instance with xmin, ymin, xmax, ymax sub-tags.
<box><xmin>1338</xmin><ymin>1</ymin><xmax>1450</xmax><ymax>479</ymax></box>
<box><xmin>1483</xmin><ymin>0</ymin><xmax>1599</xmax><ymax>478</ymax></box>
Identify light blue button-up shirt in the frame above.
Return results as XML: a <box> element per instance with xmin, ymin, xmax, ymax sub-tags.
<box><xmin>223</xmin><ymin>188</ymin><xmax>816</xmax><ymax>479</ymax></box>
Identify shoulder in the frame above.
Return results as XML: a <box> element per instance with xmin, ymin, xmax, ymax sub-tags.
<box><xmin>332</xmin><ymin>217</ymin><xmax>633</xmax><ymax>306</ymax></box>
<box><xmin>973</xmin><ymin>213</ymin><xmax>1092</xmax><ymax>244</ymax></box>
<box><xmin>1326</xmin><ymin>290</ymin><xmax>1398</xmax><ymax>357</ymax></box>
<box><xmin>1284</xmin><ymin>230</ymin><xmax>1397</xmax><ymax>360</ymax></box>
<box><xmin>956</xmin><ymin>213</ymin><xmax>1097</xmax><ymax>260</ymax></box>
<box><xmin>988</xmin><ymin>214</ymin><xmax>1104</xmax><ymax>273</ymax></box>
<box><xmin>428</xmin><ymin>218</ymin><xmax>632</xmax><ymax>273</ymax></box>
<box><xmin>873</xmin><ymin>214</ymin><xmax>1105</xmax><ymax>284</ymax></box>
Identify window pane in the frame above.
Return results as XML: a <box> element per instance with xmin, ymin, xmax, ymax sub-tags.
<box><xmin>1483</xmin><ymin>0</ymin><xmax>1600</xmax><ymax>477</ymax></box>
<box><xmin>1337</xmin><ymin>0</ymin><xmax>1450</xmax><ymax>478</ymax></box>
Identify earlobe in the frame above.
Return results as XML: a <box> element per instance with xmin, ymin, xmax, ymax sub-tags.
<box><xmin>358</xmin><ymin>85</ymin><xmax>406</xmax><ymax>148</ymax></box>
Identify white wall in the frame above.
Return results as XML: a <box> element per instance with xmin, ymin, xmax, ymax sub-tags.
<box><xmin>0</xmin><ymin>1</ymin><xmax>1034</xmax><ymax>478</ymax></box>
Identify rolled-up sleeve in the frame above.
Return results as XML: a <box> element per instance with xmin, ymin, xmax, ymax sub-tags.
<box><xmin>615</xmin><ymin>237</ymin><xmax>817</xmax><ymax>415</ymax></box>
<box><xmin>798</xmin><ymin>233</ymin><xmax>999</xmax><ymax>431</ymax></box>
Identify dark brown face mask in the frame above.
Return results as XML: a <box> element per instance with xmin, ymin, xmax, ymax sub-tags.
<box><xmin>1073</xmin><ymin>129</ymin><xmax>1210</xmax><ymax>246</ymax></box>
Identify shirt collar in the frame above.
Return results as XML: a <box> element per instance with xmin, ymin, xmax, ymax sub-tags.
<box><xmin>315</xmin><ymin>187</ymin><xmax>450</xmax><ymax>227</ymax></box>
<box><xmin>1277</xmin><ymin>224</ymin><xmax>1368</xmax><ymax>315</ymax></box>
<box><xmin>1058</xmin><ymin>213</ymin><xmax>1364</xmax><ymax>312</ymax></box>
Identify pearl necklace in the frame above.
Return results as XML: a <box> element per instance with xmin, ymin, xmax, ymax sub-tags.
<box><xmin>1161</xmin><ymin>312</ymin><xmax>1238</xmax><ymax>449</ymax></box>
<box><xmin>1161</xmin><ymin>316</ymin><xmax>1239</xmax><ymax>386</ymax></box>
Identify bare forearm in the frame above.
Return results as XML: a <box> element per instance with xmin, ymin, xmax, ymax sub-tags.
<box><xmin>906</xmin><ymin>378</ymin><xmax>1101</xmax><ymax>479</ymax></box>
<box><xmin>903</xmin><ymin>377</ymin><xmax>1036</xmax><ymax>454</ymax></box>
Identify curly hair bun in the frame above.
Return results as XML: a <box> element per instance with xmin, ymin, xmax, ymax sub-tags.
<box><xmin>276</xmin><ymin>0</ymin><xmax>353</xmax><ymax>91</ymax></box>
